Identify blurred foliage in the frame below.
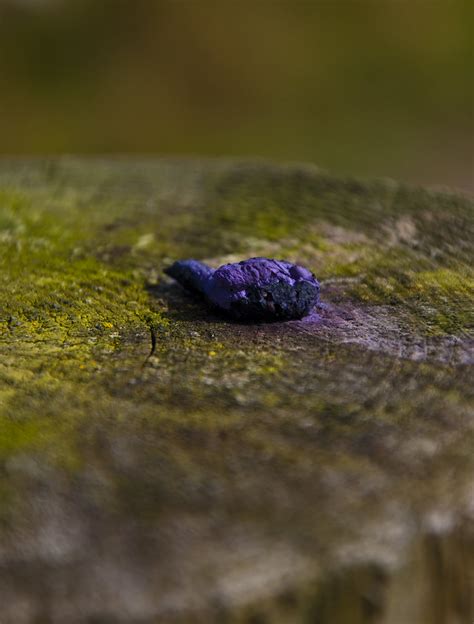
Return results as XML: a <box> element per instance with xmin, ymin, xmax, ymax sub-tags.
<box><xmin>0</xmin><ymin>0</ymin><xmax>472</xmax><ymax>188</ymax></box>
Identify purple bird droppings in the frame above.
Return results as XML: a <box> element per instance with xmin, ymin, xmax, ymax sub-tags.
<box><xmin>164</xmin><ymin>257</ymin><xmax>320</xmax><ymax>321</ymax></box>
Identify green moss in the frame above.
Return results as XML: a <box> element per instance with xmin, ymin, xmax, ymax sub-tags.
<box><xmin>0</xmin><ymin>182</ymin><xmax>173</xmax><ymax>481</ymax></box>
<box><xmin>0</xmin><ymin>407</ymin><xmax>86</xmax><ymax>479</ymax></box>
<box><xmin>351</xmin><ymin>264</ymin><xmax>474</xmax><ymax>335</ymax></box>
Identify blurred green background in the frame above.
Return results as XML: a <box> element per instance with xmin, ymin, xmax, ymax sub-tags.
<box><xmin>0</xmin><ymin>0</ymin><xmax>472</xmax><ymax>189</ymax></box>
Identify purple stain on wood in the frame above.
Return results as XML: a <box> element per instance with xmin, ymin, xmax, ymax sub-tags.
<box><xmin>164</xmin><ymin>257</ymin><xmax>320</xmax><ymax>321</ymax></box>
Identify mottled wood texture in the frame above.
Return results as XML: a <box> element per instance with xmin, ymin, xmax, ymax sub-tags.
<box><xmin>0</xmin><ymin>158</ymin><xmax>473</xmax><ymax>623</ymax></box>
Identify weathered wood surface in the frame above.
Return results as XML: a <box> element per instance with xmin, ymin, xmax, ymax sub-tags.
<box><xmin>0</xmin><ymin>158</ymin><xmax>473</xmax><ymax>623</ymax></box>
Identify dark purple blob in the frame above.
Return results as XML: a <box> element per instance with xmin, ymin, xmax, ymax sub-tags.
<box><xmin>164</xmin><ymin>257</ymin><xmax>320</xmax><ymax>321</ymax></box>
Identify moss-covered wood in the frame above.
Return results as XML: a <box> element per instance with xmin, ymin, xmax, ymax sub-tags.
<box><xmin>0</xmin><ymin>158</ymin><xmax>473</xmax><ymax>623</ymax></box>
